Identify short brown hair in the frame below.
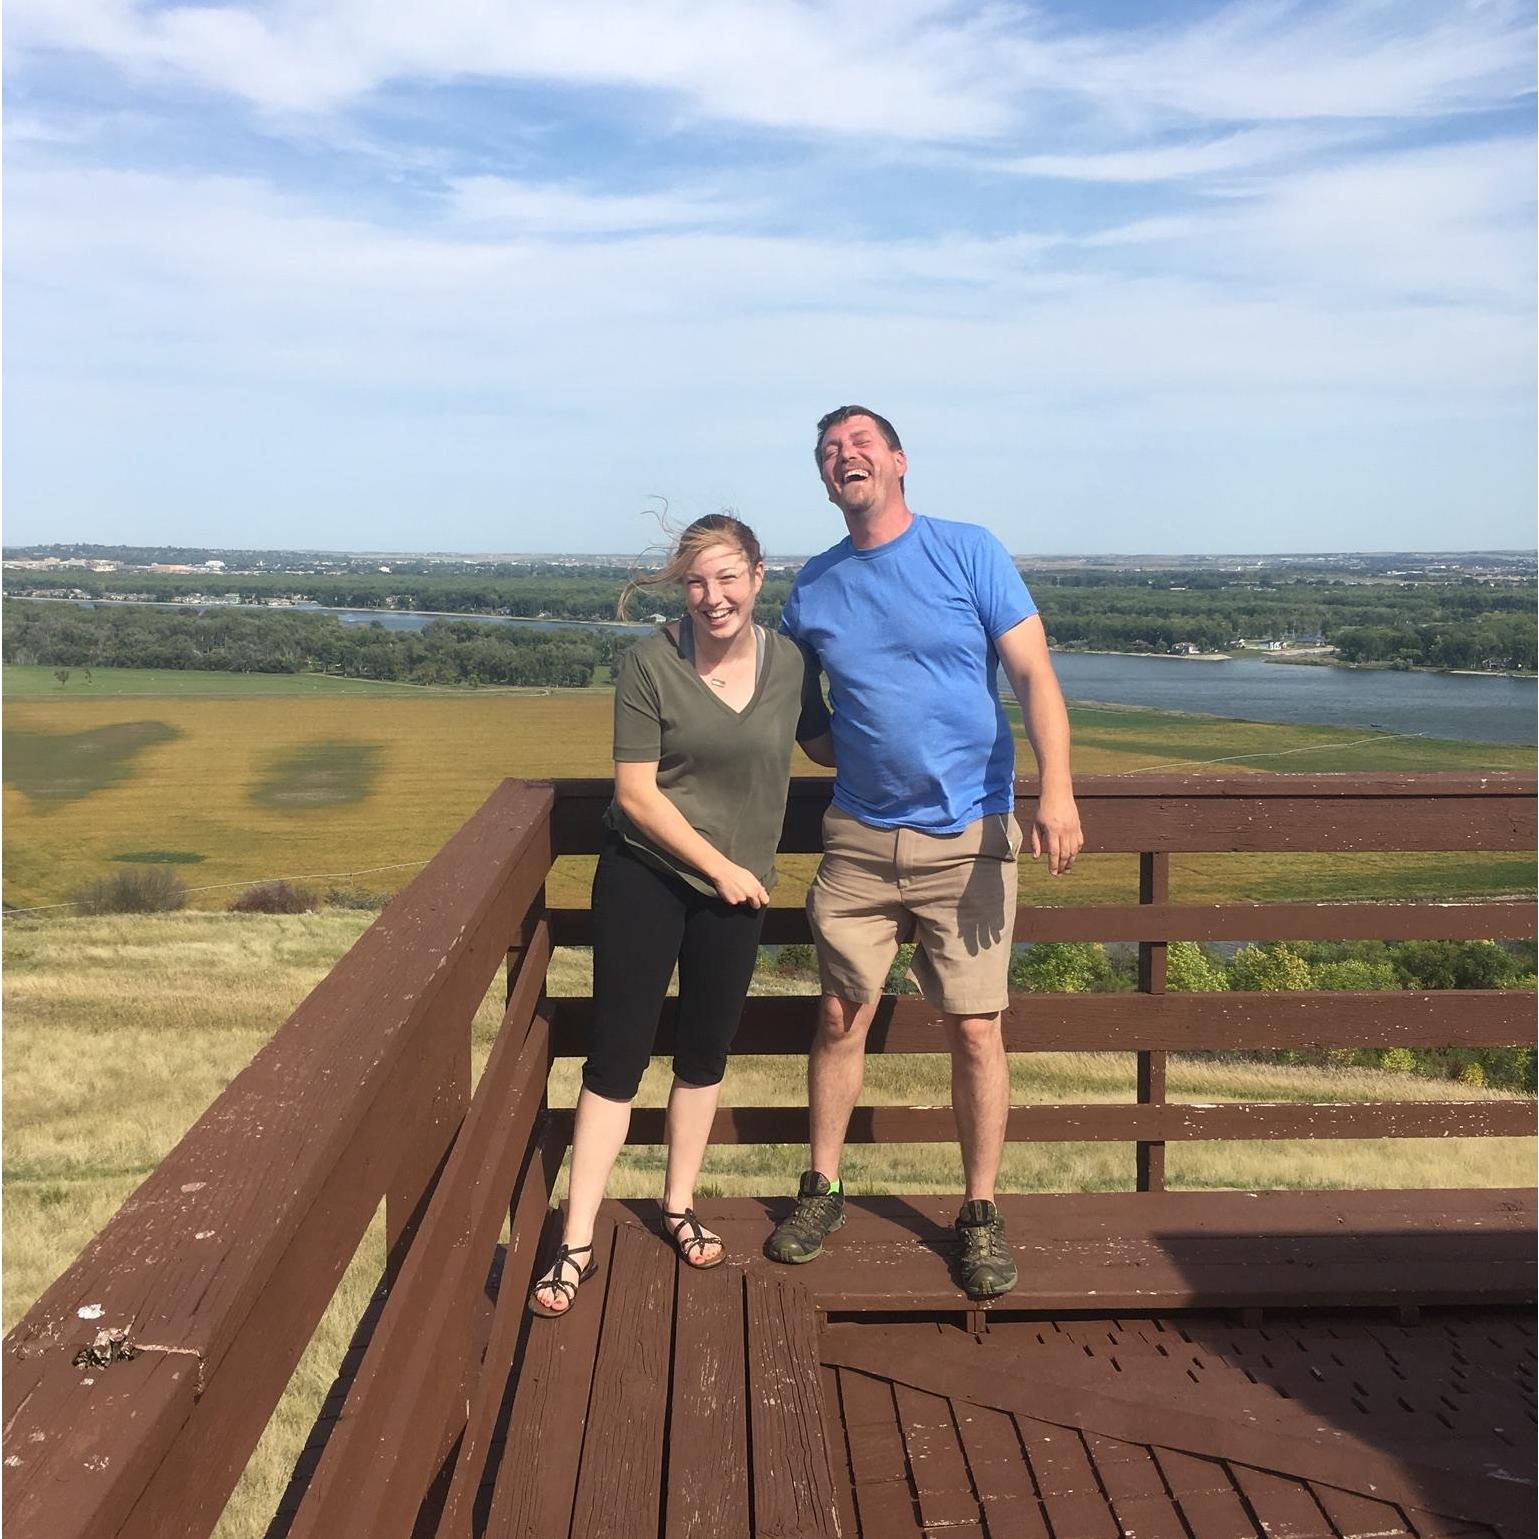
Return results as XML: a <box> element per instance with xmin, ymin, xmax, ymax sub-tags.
<box><xmin>617</xmin><ymin>512</ymin><xmax>763</xmax><ymax>620</ymax></box>
<box><xmin>815</xmin><ymin>405</ymin><xmax>903</xmax><ymax>457</ymax></box>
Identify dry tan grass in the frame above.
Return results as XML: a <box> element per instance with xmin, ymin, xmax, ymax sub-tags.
<box><xmin>5</xmin><ymin>911</ymin><xmax>1532</xmax><ymax>1536</ymax></box>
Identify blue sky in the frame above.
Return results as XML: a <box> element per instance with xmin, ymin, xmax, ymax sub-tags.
<box><xmin>5</xmin><ymin>1</ymin><xmax>1535</xmax><ymax>556</ymax></box>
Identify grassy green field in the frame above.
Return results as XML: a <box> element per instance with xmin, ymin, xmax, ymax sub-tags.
<box><xmin>5</xmin><ymin>668</ymin><xmax>1533</xmax><ymax>914</ymax></box>
<box><xmin>4</xmin><ymin>665</ymin><xmax>452</xmax><ymax>697</ymax></box>
<box><xmin>4</xmin><ymin>907</ymin><xmax>1532</xmax><ymax>1536</ymax></box>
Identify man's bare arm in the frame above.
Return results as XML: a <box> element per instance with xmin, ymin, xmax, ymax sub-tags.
<box><xmin>995</xmin><ymin>614</ymin><xmax>1083</xmax><ymax>876</ymax></box>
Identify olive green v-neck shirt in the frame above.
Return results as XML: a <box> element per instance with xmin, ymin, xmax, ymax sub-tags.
<box><xmin>603</xmin><ymin>625</ymin><xmax>830</xmax><ymax>895</ymax></box>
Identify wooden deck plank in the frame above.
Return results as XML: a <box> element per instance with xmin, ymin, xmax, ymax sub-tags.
<box><xmin>892</xmin><ymin>1383</ymin><xmax>980</xmax><ymax>1530</ymax></box>
<box><xmin>1108</xmin><ymin>1493</ymin><xmax>1197</xmax><ymax>1539</ymax></box>
<box><xmin>484</xmin><ymin>1211</ymin><xmax>619</xmax><ymax>1539</ymax></box>
<box><xmin>1228</xmin><ymin>1466</ymin><xmax>1335</xmax><ymax>1539</ymax></box>
<box><xmin>1309</xmin><ymin>1485</ymin><xmax>1415</xmax><ymax>1539</ymax></box>
<box><xmin>837</xmin><ymin>1367</ymin><xmax>926</xmax><ymax>1536</ymax></box>
<box><xmin>744</xmin><ymin>1271</ymin><xmax>841</xmax><ymax>1539</ymax></box>
<box><xmin>820</xmin><ymin>1364</ymin><xmax>861</xmax><ymax>1539</ymax></box>
<box><xmin>665</xmin><ymin>1263</ymin><xmax>749</xmax><ymax>1539</ymax></box>
<box><xmin>569</xmin><ymin>1223</ymin><xmax>675</xmax><ymax>1539</ymax></box>
<box><xmin>1173</xmin><ymin>1484</ymin><xmax>1264</xmax><ymax>1539</ymax></box>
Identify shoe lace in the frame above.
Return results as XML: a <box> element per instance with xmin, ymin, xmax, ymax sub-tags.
<box><xmin>959</xmin><ymin>1215</ymin><xmax>1006</xmax><ymax>1262</ymax></box>
<box><xmin>787</xmin><ymin>1191</ymin><xmax>840</xmax><ymax>1237</ymax></box>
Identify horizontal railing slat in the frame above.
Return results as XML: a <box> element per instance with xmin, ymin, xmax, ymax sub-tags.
<box><xmin>2</xmin><ymin>779</ymin><xmax>555</xmax><ymax>1539</ymax></box>
<box><xmin>547</xmin><ymin>1100</ymin><xmax>1537</xmax><ymax>1146</ymax></box>
<box><xmin>547</xmin><ymin>900</ymin><xmax>1535</xmax><ymax>948</ymax></box>
<box><xmin>549</xmin><ymin>773</ymin><xmax>1538</xmax><ymax>855</ymax></box>
<box><xmin>551</xmin><ymin>990</ymin><xmax>1531</xmax><ymax>1056</ymax></box>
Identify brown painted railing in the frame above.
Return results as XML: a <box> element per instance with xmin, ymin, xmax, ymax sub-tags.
<box><xmin>3</xmin><ymin>772</ymin><xmax>1534</xmax><ymax>1539</ymax></box>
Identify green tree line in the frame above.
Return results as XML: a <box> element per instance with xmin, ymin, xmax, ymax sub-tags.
<box><xmin>8</xmin><ymin>567</ymin><xmax>1530</xmax><ymax>667</ymax></box>
<box><xmin>2</xmin><ymin>567</ymin><xmax>795</xmax><ymax>627</ymax></box>
<box><xmin>1</xmin><ymin>599</ymin><xmax>637</xmax><ymax>687</ymax></box>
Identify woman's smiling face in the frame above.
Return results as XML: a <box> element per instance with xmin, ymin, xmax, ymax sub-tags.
<box><xmin>683</xmin><ymin>542</ymin><xmax>763</xmax><ymax>644</ymax></box>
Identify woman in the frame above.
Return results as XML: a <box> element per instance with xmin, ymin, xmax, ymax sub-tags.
<box><xmin>529</xmin><ymin>514</ymin><xmax>833</xmax><ymax>1317</ymax></box>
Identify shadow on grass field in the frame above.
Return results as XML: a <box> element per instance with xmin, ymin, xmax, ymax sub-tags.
<box><xmin>5</xmin><ymin>909</ymin><xmax>1532</xmax><ymax>1538</ymax></box>
<box><xmin>4</xmin><ymin>720</ymin><xmax>181</xmax><ymax>807</ymax></box>
<box><xmin>248</xmin><ymin>740</ymin><xmax>384</xmax><ymax>810</ymax></box>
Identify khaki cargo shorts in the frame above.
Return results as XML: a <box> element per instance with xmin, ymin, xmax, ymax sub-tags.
<box><xmin>807</xmin><ymin>804</ymin><xmax>1021</xmax><ymax>1017</ymax></box>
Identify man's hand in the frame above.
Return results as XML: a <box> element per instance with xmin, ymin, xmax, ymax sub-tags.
<box><xmin>711</xmin><ymin>860</ymin><xmax>770</xmax><ymax>908</ymax></box>
<box><xmin>1030</xmin><ymin>791</ymin><xmax>1083</xmax><ymax>876</ymax></box>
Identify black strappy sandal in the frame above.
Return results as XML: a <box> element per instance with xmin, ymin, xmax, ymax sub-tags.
<box><xmin>661</xmin><ymin>1207</ymin><xmax>725</xmax><ymax>1270</ymax></box>
<box><xmin>527</xmin><ymin>1241</ymin><xmax>596</xmax><ymax>1318</ymax></box>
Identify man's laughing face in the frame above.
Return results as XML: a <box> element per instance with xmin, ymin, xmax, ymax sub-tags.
<box><xmin>817</xmin><ymin>415</ymin><xmax>906</xmax><ymax>517</ymax></box>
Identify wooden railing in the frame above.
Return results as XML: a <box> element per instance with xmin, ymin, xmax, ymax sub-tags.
<box><xmin>3</xmin><ymin>772</ymin><xmax>1534</xmax><ymax>1539</ymax></box>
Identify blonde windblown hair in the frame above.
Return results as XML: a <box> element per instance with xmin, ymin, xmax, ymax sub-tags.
<box><xmin>616</xmin><ymin>512</ymin><xmax>764</xmax><ymax>621</ymax></box>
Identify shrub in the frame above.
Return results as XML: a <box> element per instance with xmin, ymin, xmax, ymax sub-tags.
<box><xmin>1457</xmin><ymin>1061</ymin><xmax>1487</xmax><ymax>1088</ymax></box>
<box><xmin>1312</xmin><ymin>957</ymin><xmax>1399</xmax><ymax>991</ymax></box>
<box><xmin>776</xmin><ymin>943</ymin><xmax>817</xmax><ymax>975</ymax></box>
<box><xmin>1390</xmin><ymin>940</ymin><xmax>1521</xmax><ymax>991</ymax></box>
<box><xmin>1229</xmin><ymin>943</ymin><xmax>1313</xmax><ymax>992</ymax></box>
<box><xmin>73</xmin><ymin>866</ymin><xmax>189</xmax><ymax>915</ymax></box>
<box><xmin>1379</xmin><ymin>1047</ymin><xmax>1417</xmax><ymax>1074</ymax></box>
<box><xmin>229</xmin><ymin>880</ymin><xmax>317</xmax><ymax>915</ymax></box>
<box><xmin>322</xmin><ymin>885</ymin><xmax>387</xmax><ymax>911</ymax></box>
<box><xmin>1010</xmin><ymin>942</ymin><xmax>1117</xmax><ymax>994</ymax></box>
<box><xmin>1166</xmin><ymin>941</ymin><xmax>1228</xmax><ymax>992</ymax></box>
<box><xmin>885</xmin><ymin>943</ymin><xmax>919</xmax><ymax>995</ymax></box>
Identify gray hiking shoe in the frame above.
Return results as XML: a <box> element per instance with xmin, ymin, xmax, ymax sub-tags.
<box><xmin>766</xmin><ymin>1170</ymin><xmax>845</xmax><ymax>1263</ymax></box>
<box><xmin>955</xmin><ymin>1199</ymin><xmax>1018</xmax><ymax>1300</ymax></box>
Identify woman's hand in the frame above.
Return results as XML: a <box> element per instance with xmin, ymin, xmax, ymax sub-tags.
<box><xmin>711</xmin><ymin>861</ymin><xmax>770</xmax><ymax>908</ymax></box>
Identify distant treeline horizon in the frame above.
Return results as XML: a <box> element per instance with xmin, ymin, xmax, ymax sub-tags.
<box><xmin>6</xmin><ymin>541</ymin><xmax>1536</xmax><ymax>571</ymax></box>
<box><xmin>6</xmin><ymin>563</ymin><xmax>1534</xmax><ymax>672</ymax></box>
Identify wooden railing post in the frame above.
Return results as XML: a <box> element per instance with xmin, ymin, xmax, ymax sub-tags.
<box><xmin>1136</xmin><ymin>851</ymin><xmax>1169</xmax><ymax>1193</ymax></box>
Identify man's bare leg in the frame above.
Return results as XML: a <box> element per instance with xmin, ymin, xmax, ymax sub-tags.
<box><xmin>809</xmin><ymin>994</ymin><xmax>876</xmax><ymax>1181</ymax></box>
<box><xmin>944</xmin><ymin>1012</ymin><xmax>1009</xmax><ymax>1203</ymax></box>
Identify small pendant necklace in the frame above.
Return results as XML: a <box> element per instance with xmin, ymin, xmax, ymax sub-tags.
<box><xmin>707</xmin><ymin>675</ymin><xmax>727</xmax><ymax>689</ymax></box>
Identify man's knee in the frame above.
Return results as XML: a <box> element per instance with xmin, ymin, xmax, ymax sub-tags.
<box><xmin>817</xmin><ymin>994</ymin><xmax>873</xmax><ymax>1046</ymax></box>
<box><xmin>945</xmin><ymin>1011</ymin><xmax>1003</xmax><ymax>1057</ymax></box>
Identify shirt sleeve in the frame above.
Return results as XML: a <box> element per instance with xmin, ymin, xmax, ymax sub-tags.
<box><xmin>793</xmin><ymin>642</ymin><xmax>831</xmax><ymax>742</ymax></box>
<box><xmin>778</xmin><ymin>581</ymin><xmax>802</xmax><ymax>641</ymax></box>
<box><xmin>969</xmin><ymin>527</ymin><xmax>1038</xmax><ymax>639</ymax></box>
<box><xmin>611</xmin><ymin>646</ymin><xmax>663</xmax><ymax>762</ymax></box>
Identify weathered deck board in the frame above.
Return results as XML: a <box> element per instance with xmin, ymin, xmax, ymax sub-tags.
<box><xmin>744</xmin><ymin>1270</ymin><xmax>841</xmax><ymax>1539</ymax></box>
<box><xmin>483</xmin><ymin>1211</ymin><xmax>619</xmax><ymax>1539</ymax></box>
<box><xmin>666</xmin><ymin>1263</ymin><xmax>750</xmax><ymax>1539</ymax></box>
<box><xmin>569</xmin><ymin>1223</ymin><xmax>675</xmax><ymax>1539</ymax></box>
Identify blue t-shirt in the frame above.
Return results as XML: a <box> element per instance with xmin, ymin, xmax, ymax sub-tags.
<box><xmin>780</xmin><ymin>514</ymin><xmax>1037</xmax><ymax>832</ymax></box>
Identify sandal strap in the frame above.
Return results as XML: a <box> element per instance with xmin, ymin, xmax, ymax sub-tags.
<box><xmin>662</xmin><ymin>1207</ymin><xmax>716</xmax><ymax>1259</ymax></box>
<box><xmin>536</xmin><ymin>1242</ymin><xmax>594</xmax><ymax>1300</ymax></box>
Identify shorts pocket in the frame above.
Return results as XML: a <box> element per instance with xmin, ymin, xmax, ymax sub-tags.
<box><xmin>978</xmin><ymin>812</ymin><xmax>1020</xmax><ymax>862</ymax></box>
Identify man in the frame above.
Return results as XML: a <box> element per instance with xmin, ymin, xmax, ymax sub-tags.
<box><xmin>768</xmin><ymin>405</ymin><xmax>1083</xmax><ymax>1300</ymax></box>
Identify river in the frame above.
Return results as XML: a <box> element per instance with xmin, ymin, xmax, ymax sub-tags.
<box><xmin>40</xmin><ymin>599</ymin><xmax>1539</xmax><ymax>744</ymax></box>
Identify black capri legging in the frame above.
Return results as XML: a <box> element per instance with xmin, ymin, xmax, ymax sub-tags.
<box><xmin>583</xmin><ymin>832</ymin><xmax>767</xmax><ymax>1103</ymax></box>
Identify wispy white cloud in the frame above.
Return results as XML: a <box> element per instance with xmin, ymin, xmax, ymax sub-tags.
<box><xmin>443</xmin><ymin>177</ymin><xmax>749</xmax><ymax>235</ymax></box>
<box><xmin>1040</xmin><ymin>0</ymin><xmax>1535</xmax><ymax>124</ymax></box>
<box><xmin>8</xmin><ymin>0</ymin><xmax>1532</xmax><ymax>145</ymax></box>
<box><xmin>1001</xmin><ymin>126</ymin><xmax>1366</xmax><ymax>183</ymax></box>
